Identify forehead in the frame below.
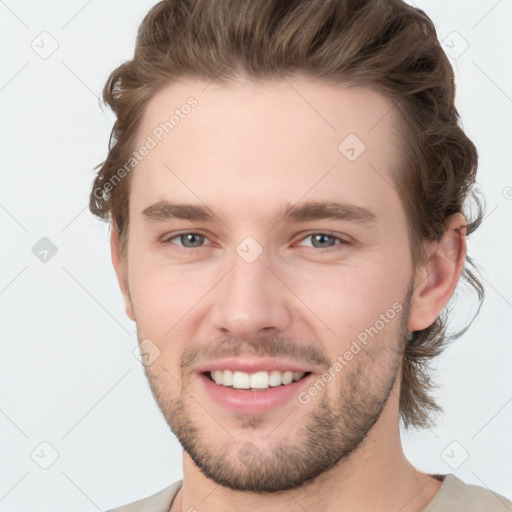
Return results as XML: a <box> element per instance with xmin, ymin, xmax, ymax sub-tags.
<box><xmin>131</xmin><ymin>76</ymin><xmax>404</xmax><ymax>224</ymax></box>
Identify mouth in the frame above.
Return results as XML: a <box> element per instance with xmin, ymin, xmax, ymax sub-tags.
<box><xmin>197</xmin><ymin>364</ymin><xmax>315</xmax><ymax>414</ymax></box>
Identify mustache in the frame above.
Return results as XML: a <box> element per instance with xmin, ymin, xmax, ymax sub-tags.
<box><xmin>180</xmin><ymin>334</ymin><xmax>331</xmax><ymax>372</ymax></box>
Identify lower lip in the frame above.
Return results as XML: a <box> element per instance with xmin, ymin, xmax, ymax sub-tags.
<box><xmin>199</xmin><ymin>373</ymin><xmax>314</xmax><ymax>414</ymax></box>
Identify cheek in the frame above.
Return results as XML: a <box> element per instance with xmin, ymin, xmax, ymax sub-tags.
<box><xmin>286</xmin><ymin>258</ymin><xmax>409</xmax><ymax>345</ymax></box>
<box><xmin>127</xmin><ymin>257</ymin><xmax>185</xmax><ymax>329</ymax></box>
<box><xmin>127</xmin><ymin>253</ymin><xmax>223</xmax><ymax>348</ymax></box>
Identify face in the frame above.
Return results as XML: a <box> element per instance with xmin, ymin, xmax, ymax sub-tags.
<box><xmin>118</xmin><ymin>76</ymin><xmax>418</xmax><ymax>492</ymax></box>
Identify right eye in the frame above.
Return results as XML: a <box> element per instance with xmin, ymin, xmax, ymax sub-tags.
<box><xmin>162</xmin><ymin>231</ymin><xmax>213</xmax><ymax>251</ymax></box>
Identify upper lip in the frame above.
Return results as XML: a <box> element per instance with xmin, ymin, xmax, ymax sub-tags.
<box><xmin>195</xmin><ymin>357</ymin><xmax>313</xmax><ymax>374</ymax></box>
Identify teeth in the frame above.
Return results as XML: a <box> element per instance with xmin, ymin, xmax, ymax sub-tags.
<box><xmin>250</xmin><ymin>371</ymin><xmax>269</xmax><ymax>389</ymax></box>
<box><xmin>282</xmin><ymin>371</ymin><xmax>293</xmax><ymax>385</ymax></box>
<box><xmin>232</xmin><ymin>371</ymin><xmax>250</xmax><ymax>389</ymax></box>
<box><xmin>222</xmin><ymin>369</ymin><xmax>233</xmax><ymax>386</ymax></box>
<box><xmin>209</xmin><ymin>369</ymin><xmax>306</xmax><ymax>389</ymax></box>
<box><xmin>268</xmin><ymin>370</ymin><xmax>282</xmax><ymax>387</ymax></box>
<box><xmin>293</xmin><ymin>371</ymin><xmax>303</xmax><ymax>381</ymax></box>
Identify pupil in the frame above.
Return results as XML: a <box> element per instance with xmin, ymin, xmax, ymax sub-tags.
<box><xmin>314</xmin><ymin>234</ymin><xmax>331</xmax><ymax>247</ymax></box>
<box><xmin>184</xmin><ymin>234</ymin><xmax>202</xmax><ymax>247</ymax></box>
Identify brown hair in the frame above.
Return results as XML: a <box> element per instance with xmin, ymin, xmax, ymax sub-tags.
<box><xmin>89</xmin><ymin>0</ymin><xmax>484</xmax><ymax>428</ymax></box>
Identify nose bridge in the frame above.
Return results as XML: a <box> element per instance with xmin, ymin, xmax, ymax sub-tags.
<box><xmin>210</xmin><ymin>240</ymin><xmax>291</xmax><ymax>337</ymax></box>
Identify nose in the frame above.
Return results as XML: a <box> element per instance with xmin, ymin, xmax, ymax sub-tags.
<box><xmin>210</xmin><ymin>247</ymin><xmax>292</xmax><ymax>339</ymax></box>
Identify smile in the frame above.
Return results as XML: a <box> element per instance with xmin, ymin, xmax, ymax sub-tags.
<box><xmin>199</xmin><ymin>369</ymin><xmax>315</xmax><ymax>414</ymax></box>
<box><xmin>207</xmin><ymin>369</ymin><xmax>309</xmax><ymax>390</ymax></box>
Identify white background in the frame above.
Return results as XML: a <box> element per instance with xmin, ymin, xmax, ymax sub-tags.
<box><xmin>1</xmin><ymin>0</ymin><xmax>511</xmax><ymax>510</ymax></box>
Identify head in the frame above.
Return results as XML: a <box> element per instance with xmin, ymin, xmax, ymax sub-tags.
<box><xmin>90</xmin><ymin>0</ymin><xmax>484</xmax><ymax>493</ymax></box>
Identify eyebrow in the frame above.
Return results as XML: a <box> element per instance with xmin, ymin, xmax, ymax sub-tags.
<box><xmin>141</xmin><ymin>200</ymin><xmax>378</xmax><ymax>225</ymax></box>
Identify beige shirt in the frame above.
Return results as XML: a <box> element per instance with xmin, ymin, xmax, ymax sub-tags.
<box><xmin>107</xmin><ymin>474</ymin><xmax>512</xmax><ymax>511</ymax></box>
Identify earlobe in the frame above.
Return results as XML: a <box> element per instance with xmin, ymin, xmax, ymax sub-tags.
<box><xmin>408</xmin><ymin>213</ymin><xmax>467</xmax><ymax>332</ymax></box>
<box><xmin>110</xmin><ymin>222</ymin><xmax>136</xmax><ymax>322</ymax></box>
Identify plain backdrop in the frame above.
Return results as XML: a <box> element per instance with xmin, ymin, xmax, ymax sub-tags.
<box><xmin>1</xmin><ymin>0</ymin><xmax>511</xmax><ymax>510</ymax></box>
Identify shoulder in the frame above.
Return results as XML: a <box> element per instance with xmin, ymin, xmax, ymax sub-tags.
<box><xmin>106</xmin><ymin>480</ymin><xmax>182</xmax><ymax>512</ymax></box>
<box><xmin>424</xmin><ymin>474</ymin><xmax>512</xmax><ymax>512</ymax></box>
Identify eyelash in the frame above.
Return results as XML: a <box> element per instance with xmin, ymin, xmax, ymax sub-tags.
<box><xmin>161</xmin><ymin>231</ymin><xmax>350</xmax><ymax>253</ymax></box>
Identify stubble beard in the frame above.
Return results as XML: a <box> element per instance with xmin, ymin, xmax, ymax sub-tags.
<box><xmin>141</xmin><ymin>292</ymin><xmax>411</xmax><ymax>493</ymax></box>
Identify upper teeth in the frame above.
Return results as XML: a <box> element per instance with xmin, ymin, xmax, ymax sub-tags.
<box><xmin>210</xmin><ymin>370</ymin><xmax>305</xmax><ymax>389</ymax></box>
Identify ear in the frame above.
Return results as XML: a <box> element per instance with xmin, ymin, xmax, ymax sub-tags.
<box><xmin>110</xmin><ymin>222</ymin><xmax>135</xmax><ymax>322</ymax></box>
<box><xmin>408</xmin><ymin>213</ymin><xmax>467</xmax><ymax>332</ymax></box>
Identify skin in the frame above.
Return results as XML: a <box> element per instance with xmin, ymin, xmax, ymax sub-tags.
<box><xmin>110</xmin><ymin>76</ymin><xmax>467</xmax><ymax>512</ymax></box>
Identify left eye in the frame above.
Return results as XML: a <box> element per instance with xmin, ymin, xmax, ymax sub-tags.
<box><xmin>165</xmin><ymin>232</ymin><xmax>211</xmax><ymax>249</ymax></box>
<box><xmin>296</xmin><ymin>232</ymin><xmax>345</xmax><ymax>250</ymax></box>
<box><xmin>163</xmin><ymin>232</ymin><xmax>345</xmax><ymax>251</ymax></box>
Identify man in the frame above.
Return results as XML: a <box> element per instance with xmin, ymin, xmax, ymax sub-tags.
<box><xmin>90</xmin><ymin>0</ymin><xmax>511</xmax><ymax>510</ymax></box>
